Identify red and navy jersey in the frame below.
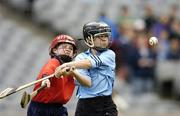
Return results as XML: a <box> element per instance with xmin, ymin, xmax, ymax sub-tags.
<box><xmin>32</xmin><ymin>58</ymin><xmax>75</xmax><ymax>104</ymax></box>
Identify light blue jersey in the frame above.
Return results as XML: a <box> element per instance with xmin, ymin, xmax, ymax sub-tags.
<box><xmin>75</xmin><ymin>49</ymin><xmax>116</xmax><ymax>98</ymax></box>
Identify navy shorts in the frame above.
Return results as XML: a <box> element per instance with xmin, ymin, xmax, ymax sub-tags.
<box><xmin>75</xmin><ymin>96</ymin><xmax>118</xmax><ymax>116</ymax></box>
<box><xmin>27</xmin><ymin>101</ymin><xmax>68</xmax><ymax>116</ymax></box>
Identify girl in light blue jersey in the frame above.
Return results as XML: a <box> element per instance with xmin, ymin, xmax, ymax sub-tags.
<box><xmin>55</xmin><ymin>22</ymin><xmax>118</xmax><ymax>116</ymax></box>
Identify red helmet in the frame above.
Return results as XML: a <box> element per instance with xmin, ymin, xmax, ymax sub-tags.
<box><xmin>49</xmin><ymin>34</ymin><xmax>77</xmax><ymax>56</ymax></box>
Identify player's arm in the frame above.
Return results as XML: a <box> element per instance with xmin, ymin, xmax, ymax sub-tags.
<box><xmin>55</xmin><ymin>52</ymin><xmax>106</xmax><ymax>71</ymax></box>
<box><xmin>63</xmin><ymin>59</ymin><xmax>92</xmax><ymax>69</ymax></box>
<box><xmin>55</xmin><ymin>59</ymin><xmax>91</xmax><ymax>77</ymax></box>
<box><xmin>71</xmin><ymin>69</ymin><xmax>91</xmax><ymax>87</ymax></box>
<box><xmin>71</xmin><ymin>50</ymin><xmax>115</xmax><ymax>68</ymax></box>
<box><xmin>56</xmin><ymin>66</ymin><xmax>91</xmax><ymax>87</ymax></box>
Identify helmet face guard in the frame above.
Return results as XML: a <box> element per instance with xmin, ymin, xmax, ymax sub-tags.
<box><xmin>49</xmin><ymin>34</ymin><xmax>77</xmax><ymax>57</ymax></box>
<box><xmin>83</xmin><ymin>22</ymin><xmax>112</xmax><ymax>49</ymax></box>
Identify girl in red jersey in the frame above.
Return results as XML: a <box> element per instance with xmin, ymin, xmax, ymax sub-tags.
<box><xmin>27</xmin><ymin>34</ymin><xmax>77</xmax><ymax>116</ymax></box>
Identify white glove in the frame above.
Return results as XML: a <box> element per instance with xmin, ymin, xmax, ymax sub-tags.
<box><xmin>41</xmin><ymin>79</ymin><xmax>50</xmax><ymax>88</ymax></box>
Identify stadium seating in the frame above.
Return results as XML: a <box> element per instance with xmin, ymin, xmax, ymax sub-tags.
<box><xmin>0</xmin><ymin>13</ymin><xmax>49</xmax><ymax>115</ymax></box>
<box><xmin>1</xmin><ymin>0</ymin><xmax>179</xmax><ymax>37</ymax></box>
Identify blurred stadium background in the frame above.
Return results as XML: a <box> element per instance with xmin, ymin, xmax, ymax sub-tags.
<box><xmin>0</xmin><ymin>0</ymin><xmax>179</xmax><ymax>116</ymax></box>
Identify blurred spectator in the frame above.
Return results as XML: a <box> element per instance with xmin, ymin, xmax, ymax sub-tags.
<box><xmin>129</xmin><ymin>33</ymin><xmax>156</xmax><ymax>95</ymax></box>
<box><xmin>157</xmin><ymin>29</ymin><xmax>170</xmax><ymax>61</ymax></box>
<box><xmin>117</xmin><ymin>5</ymin><xmax>134</xmax><ymax>34</ymax></box>
<box><xmin>169</xmin><ymin>18</ymin><xmax>180</xmax><ymax>40</ymax></box>
<box><xmin>166</xmin><ymin>37</ymin><xmax>180</xmax><ymax>60</ymax></box>
<box><xmin>115</xmin><ymin>22</ymin><xmax>135</xmax><ymax>80</ymax></box>
<box><xmin>143</xmin><ymin>4</ymin><xmax>157</xmax><ymax>33</ymax></box>
<box><xmin>169</xmin><ymin>4</ymin><xmax>179</xmax><ymax>25</ymax></box>
<box><xmin>152</xmin><ymin>14</ymin><xmax>170</xmax><ymax>38</ymax></box>
<box><xmin>98</xmin><ymin>12</ymin><xmax>120</xmax><ymax>42</ymax></box>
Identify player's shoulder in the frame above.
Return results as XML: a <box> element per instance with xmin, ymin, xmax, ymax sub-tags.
<box><xmin>75</xmin><ymin>50</ymin><xmax>89</xmax><ymax>60</ymax></box>
<box><xmin>39</xmin><ymin>58</ymin><xmax>59</xmax><ymax>75</ymax></box>
<box><xmin>107</xmin><ymin>49</ymin><xmax>115</xmax><ymax>54</ymax></box>
<box><xmin>48</xmin><ymin>58</ymin><xmax>59</xmax><ymax>63</ymax></box>
<box><xmin>46</xmin><ymin>58</ymin><xmax>60</xmax><ymax>67</ymax></box>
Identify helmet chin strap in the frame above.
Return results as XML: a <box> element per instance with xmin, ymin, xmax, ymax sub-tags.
<box><xmin>55</xmin><ymin>55</ymin><xmax>72</xmax><ymax>63</ymax></box>
<box><xmin>92</xmin><ymin>46</ymin><xmax>107</xmax><ymax>53</ymax></box>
